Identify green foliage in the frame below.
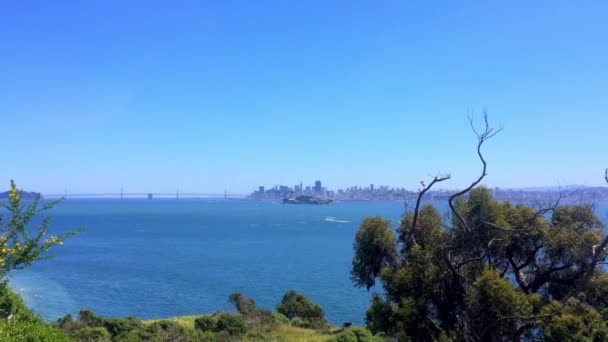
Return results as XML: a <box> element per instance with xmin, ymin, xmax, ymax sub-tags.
<box><xmin>0</xmin><ymin>282</ymin><xmax>40</xmax><ymax>323</ymax></box>
<box><xmin>194</xmin><ymin>313</ymin><xmax>246</xmax><ymax>336</ymax></box>
<box><xmin>0</xmin><ymin>320</ymin><xmax>70</xmax><ymax>342</ymax></box>
<box><xmin>330</xmin><ymin>327</ymin><xmax>381</xmax><ymax>342</ymax></box>
<box><xmin>351</xmin><ymin>216</ymin><xmax>396</xmax><ymax>290</ymax></box>
<box><xmin>364</xmin><ymin>294</ymin><xmax>396</xmax><ymax>336</ymax></box>
<box><xmin>352</xmin><ymin>186</ymin><xmax>608</xmax><ymax>340</ymax></box>
<box><xmin>228</xmin><ymin>292</ymin><xmax>256</xmax><ymax>316</ymax></box>
<box><xmin>277</xmin><ymin>290</ymin><xmax>328</xmax><ymax>329</ymax></box>
<box><xmin>58</xmin><ymin>309</ymin><xmax>215</xmax><ymax>342</ymax></box>
<box><xmin>71</xmin><ymin>326</ymin><xmax>112</xmax><ymax>342</ymax></box>
<box><xmin>466</xmin><ymin>269</ymin><xmax>535</xmax><ymax>340</ymax></box>
<box><xmin>0</xmin><ymin>262</ymin><xmax>69</xmax><ymax>342</ymax></box>
<box><xmin>0</xmin><ymin>181</ymin><xmax>83</xmax><ymax>280</ymax></box>
<box><xmin>104</xmin><ymin>317</ymin><xmax>143</xmax><ymax>336</ymax></box>
<box><xmin>272</xmin><ymin>312</ymin><xmax>290</xmax><ymax>325</ymax></box>
<box><xmin>194</xmin><ymin>315</ymin><xmax>217</xmax><ymax>332</ymax></box>
<box><xmin>78</xmin><ymin>309</ymin><xmax>105</xmax><ymax>327</ymax></box>
<box><xmin>144</xmin><ymin>320</ymin><xmax>195</xmax><ymax>341</ymax></box>
<box><xmin>215</xmin><ymin>313</ymin><xmax>247</xmax><ymax>336</ymax></box>
<box><xmin>540</xmin><ymin>299</ymin><xmax>608</xmax><ymax>342</ymax></box>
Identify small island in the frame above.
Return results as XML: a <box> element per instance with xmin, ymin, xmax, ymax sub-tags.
<box><xmin>0</xmin><ymin>190</ymin><xmax>40</xmax><ymax>199</ymax></box>
<box><xmin>283</xmin><ymin>195</ymin><xmax>333</xmax><ymax>205</ymax></box>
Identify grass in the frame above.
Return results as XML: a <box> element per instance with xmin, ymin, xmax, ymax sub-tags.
<box><xmin>144</xmin><ymin>315</ymin><xmax>341</xmax><ymax>341</ymax></box>
<box><xmin>144</xmin><ymin>315</ymin><xmax>199</xmax><ymax>329</ymax></box>
<box><xmin>270</xmin><ymin>324</ymin><xmax>335</xmax><ymax>342</ymax></box>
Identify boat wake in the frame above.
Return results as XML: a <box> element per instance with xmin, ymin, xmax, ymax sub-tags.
<box><xmin>325</xmin><ymin>216</ymin><xmax>351</xmax><ymax>223</ymax></box>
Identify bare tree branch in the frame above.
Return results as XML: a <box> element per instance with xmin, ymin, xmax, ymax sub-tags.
<box><xmin>448</xmin><ymin>110</ymin><xmax>502</xmax><ymax>232</ymax></box>
<box><xmin>411</xmin><ymin>174</ymin><xmax>450</xmax><ymax>232</ymax></box>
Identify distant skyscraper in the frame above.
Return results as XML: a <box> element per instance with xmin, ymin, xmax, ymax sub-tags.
<box><xmin>314</xmin><ymin>180</ymin><xmax>322</xmax><ymax>194</ymax></box>
<box><xmin>300</xmin><ymin>181</ymin><xmax>303</xmax><ymax>194</ymax></box>
<box><xmin>259</xmin><ymin>186</ymin><xmax>264</xmax><ymax>194</ymax></box>
<box><xmin>370</xmin><ymin>184</ymin><xmax>374</xmax><ymax>192</ymax></box>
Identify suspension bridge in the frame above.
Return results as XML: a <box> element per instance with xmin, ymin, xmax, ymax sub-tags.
<box><xmin>42</xmin><ymin>189</ymin><xmax>248</xmax><ymax>199</ymax></box>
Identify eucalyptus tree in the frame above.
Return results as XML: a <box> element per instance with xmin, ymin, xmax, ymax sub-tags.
<box><xmin>351</xmin><ymin>113</ymin><xmax>608</xmax><ymax>341</ymax></box>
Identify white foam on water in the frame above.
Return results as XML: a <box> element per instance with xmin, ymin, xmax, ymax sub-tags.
<box><xmin>9</xmin><ymin>271</ymin><xmax>78</xmax><ymax>321</ymax></box>
<box><xmin>325</xmin><ymin>217</ymin><xmax>351</xmax><ymax>223</ymax></box>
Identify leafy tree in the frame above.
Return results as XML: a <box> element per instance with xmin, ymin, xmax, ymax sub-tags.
<box><xmin>0</xmin><ymin>182</ymin><xmax>82</xmax><ymax>341</ymax></box>
<box><xmin>276</xmin><ymin>290</ymin><xmax>328</xmax><ymax>329</ymax></box>
<box><xmin>228</xmin><ymin>292</ymin><xmax>256</xmax><ymax>316</ymax></box>
<box><xmin>351</xmin><ymin>114</ymin><xmax>608</xmax><ymax>341</ymax></box>
<box><xmin>0</xmin><ymin>180</ymin><xmax>82</xmax><ymax>279</ymax></box>
<box><xmin>351</xmin><ymin>216</ymin><xmax>396</xmax><ymax>290</ymax></box>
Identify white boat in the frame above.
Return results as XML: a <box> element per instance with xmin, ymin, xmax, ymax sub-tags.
<box><xmin>325</xmin><ymin>216</ymin><xmax>351</xmax><ymax>223</ymax></box>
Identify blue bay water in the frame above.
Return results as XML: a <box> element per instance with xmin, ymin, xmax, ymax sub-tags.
<box><xmin>8</xmin><ymin>199</ymin><xmax>608</xmax><ymax>326</ymax></box>
<box><xmin>9</xmin><ymin>199</ymin><xmax>411</xmax><ymax>325</ymax></box>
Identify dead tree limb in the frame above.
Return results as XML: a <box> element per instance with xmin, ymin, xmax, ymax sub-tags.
<box><xmin>448</xmin><ymin>110</ymin><xmax>502</xmax><ymax>232</ymax></box>
<box><xmin>411</xmin><ymin>174</ymin><xmax>450</xmax><ymax>231</ymax></box>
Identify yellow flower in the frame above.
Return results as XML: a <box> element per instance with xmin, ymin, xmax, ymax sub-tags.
<box><xmin>8</xmin><ymin>183</ymin><xmax>20</xmax><ymax>202</ymax></box>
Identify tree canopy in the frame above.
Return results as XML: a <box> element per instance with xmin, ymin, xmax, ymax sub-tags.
<box><xmin>351</xmin><ymin>115</ymin><xmax>608</xmax><ymax>341</ymax></box>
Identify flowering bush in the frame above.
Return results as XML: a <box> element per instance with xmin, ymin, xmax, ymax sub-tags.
<box><xmin>0</xmin><ymin>180</ymin><xmax>82</xmax><ymax>279</ymax></box>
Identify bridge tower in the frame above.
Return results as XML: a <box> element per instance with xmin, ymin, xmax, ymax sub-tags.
<box><xmin>224</xmin><ymin>188</ymin><xmax>227</xmax><ymax>199</ymax></box>
<box><xmin>176</xmin><ymin>188</ymin><xmax>179</xmax><ymax>200</ymax></box>
<box><xmin>120</xmin><ymin>188</ymin><xmax>123</xmax><ymax>200</ymax></box>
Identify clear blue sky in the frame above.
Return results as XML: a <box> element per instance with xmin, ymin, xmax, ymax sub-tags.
<box><xmin>1</xmin><ymin>1</ymin><xmax>607</xmax><ymax>194</ymax></box>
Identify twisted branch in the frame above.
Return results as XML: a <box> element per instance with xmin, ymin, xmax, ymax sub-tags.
<box><xmin>448</xmin><ymin>110</ymin><xmax>502</xmax><ymax>232</ymax></box>
<box><xmin>411</xmin><ymin>174</ymin><xmax>450</xmax><ymax>232</ymax></box>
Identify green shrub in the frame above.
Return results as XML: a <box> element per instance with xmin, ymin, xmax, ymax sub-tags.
<box><xmin>195</xmin><ymin>315</ymin><xmax>218</xmax><ymax>332</ymax></box>
<box><xmin>0</xmin><ymin>282</ymin><xmax>40</xmax><ymax>323</ymax></box>
<box><xmin>332</xmin><ymin>329</ymin><xmax>358</xmax><ymax>342</ymax></box>
<box><xmin>273</xmin><ymin>312</ymin><xmax>290</xmax><ymax>325</ymax></box>
<box><xmin>0</xmin><ymin>320</ymin><xmax>70</xmax><ymax>342</ymax></box>
<box><xmin>194</xmin><ymin>313</ymin><xmax>246</xmax><ymax>336</ymax></box>
<box><xmin>226</xmin><ymin>292</ymin><xmax>278</xmax><ymax>337</ymax></box>
<box><xmin>103</xmin><ymin>316</ymin><xmax>143</xmax><ymax>336</ymax></box>
<box><xmin>145</xmin><ymin>320</ymin><xmax>187</xmax><ymax>339</ymax></box>
<box><xmin>228</xmin><ymin>293</ymin><xmax>256</xmax><ymax>316</ymax></box>
<box><xmin>0</xmin><ymin>181</ymin><xmax>82</xmax><ymax>281</ymax></box>
<box><xmin>113</xmin><ymin>330</ymin><xmax>144</xmax><ymax>342</ymax></box>
<box><xmin>214</xmin><ymin>331</ymin><xmax>235</xmax><ymax>342</ymax></box>
<box><xmin>215</xmin><ymin>313</ymin><xmax>247</xmax><ymax>336</ymax></box>
<box><xmin>277</xmin><ymin>290</ymin><xmax>327</xmax><ymax>329</ymax></box>
<box><xmin>331</xmin><ymin>327</ymin><xmax>381</xmax><ymax>342</ymax></box>
<box><xmin>289</xmin><ymin>316</ymin><xmax>305</xmax><ymax>327</ymax></box>
<box><xmin>194</xmin><ymin>330</ymin><xmax>216</xmax><ymax>342</ymax></box>
<box><xmin>71</xmin><ymin>326</ymin><xmax>112</xmax><ymax>342</ymax></box>
<box><xmin>77</xmin><ymin>309</ymin><xmax>105</xmax><ymax>327</ymax></box>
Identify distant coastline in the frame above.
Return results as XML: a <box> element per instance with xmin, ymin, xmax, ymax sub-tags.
<box><xmin>251</xmin><ymin>183</ymin><xmax>608</xmax><ymax>202</ymax></box>
<box><xmin>0</xmin><ymin>190</ymin><xmax>40</xmax><ymax>200</ymax></box>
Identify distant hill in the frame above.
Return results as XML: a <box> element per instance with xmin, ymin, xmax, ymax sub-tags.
<box><xmin>0</xmin><ymin>190</ymin><xmax>41</xmax><ymax>200</ymax></box>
